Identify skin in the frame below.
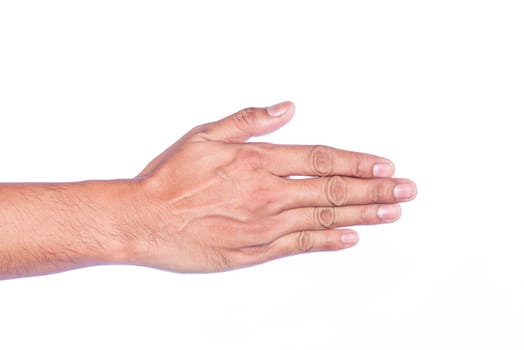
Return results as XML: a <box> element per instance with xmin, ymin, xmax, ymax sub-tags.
<box><xmin>0</xmin><ymin>101</ymin><xmax>417</xmax><ymax>279</ymax></box>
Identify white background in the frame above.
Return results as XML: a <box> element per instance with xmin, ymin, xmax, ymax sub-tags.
<box><xmin>1</xmin><ymin>1</ymin><xmax>523</xmax><ymax>349</ymax></box>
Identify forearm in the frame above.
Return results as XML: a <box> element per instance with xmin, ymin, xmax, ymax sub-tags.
<box><xmin>0</xmin><ymin>180</ymin><xmax>133</xmax><ymax>279</ymax></box>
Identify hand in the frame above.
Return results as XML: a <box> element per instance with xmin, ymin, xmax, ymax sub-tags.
<box><xmin>123</xmin><ymin>102</ymin><xmax>417</xmax><ymax>273</ymax></box>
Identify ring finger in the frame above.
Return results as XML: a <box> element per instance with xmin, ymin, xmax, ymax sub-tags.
<box><xmin>268</xmin><ymin>204</ymin><xmax>402</xmax><ymax>242</ymax></box>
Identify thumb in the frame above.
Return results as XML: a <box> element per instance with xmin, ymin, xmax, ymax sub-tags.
<box><xmin>196</xmin><ymin>101</ymin><xmax>295</xmax><ymax>143</ymax></box>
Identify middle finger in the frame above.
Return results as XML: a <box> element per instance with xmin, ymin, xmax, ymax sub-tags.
<box><xmin>277</xmin><ymin>176</ymin><xmax>416</xmax><ymax>210</ymax></box>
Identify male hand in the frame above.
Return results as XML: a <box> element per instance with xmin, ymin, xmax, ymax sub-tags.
<box><xmin>123</xmin><ymin>101</ymin><xmax>417</xmax><ymax>273</ymax></box>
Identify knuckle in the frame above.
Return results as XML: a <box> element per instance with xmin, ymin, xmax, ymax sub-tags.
<box><xmin>245</xmin><ymin>189</ymin><xmax>279</xmax><ymax>216</ymax></box>
<box><xmin>188</xmin><ymin>123</ymin><xmax>214</xmax><ymax>141</ymax></box>
<box><xmin>314</xmin><ymin>207</ymin><xmax>336</xmax><ymax>229</ymax></box>
<box><xmin>261</xmin><ymin>188</ymin><xmax>280</xmax><ymax>209</ymax></box>
<box><xmin>232</xmin><ymin>108</ymin><xmax>256</xmax><ymax>132</ymax></box>
<box><xmin>310</xmin><ymin>145</ymin><xmax>334</xmax><ymax>176</ymax></box>
<box><xmin>189</xmin><ymin>124</ymin><xmax>205</xmax><ymax>135</ymax></box>
<box><xmin>359</xmin><ymin>206</ymin><xmax>373</xmax><ymax>223</ymax></box>
<box><xmin>351</xmin><ymin>154</ymin><xmax>366</xmax><ymax>177</ymax></box>
<box><xmin>370</xmin><ymin>181</ymin><xmax>388</xmax><ymax>203</ymax></box>
<box><xmin>236</xmin><ymin>145</ymin><xmax>267</xmax><ymax>171</ymax></box>
<box><xmin>325</xmin><ymin>176</ymin><xmax>347</xmax><ymax>206</ymax></box>
<box><xmin>252</xmin><ymin>142</ymin><xmax>274</xmax><ymax>153</ymax></box>
<box><xmin>190</xmin><ymin>123</ymin><xmax>209</xmax><ymax>135</ymax></box>
<box><xmin>252</xmin><ymin>217</ymin><xmax>276</xmax><ymax>236</ymax></box>
<box><xmin>247</xmin><ymin>188</ymin><xmax>268</xmax><ymax>204</ymax></box>
<box><xmin>297</xmin><ymin>231</ymin><xmax>315</xmax><ymax>252</ymax></box>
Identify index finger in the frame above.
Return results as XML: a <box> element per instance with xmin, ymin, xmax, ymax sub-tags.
<box><xmin>267</xmin><ymin>145</ymin><xmax>395</xmax><ymax>178</ymax></box>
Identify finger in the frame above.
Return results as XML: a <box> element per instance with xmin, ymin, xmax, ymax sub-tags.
<box><xmin>192</xmin><ymin>101</ymin><xmax>295</xmax><ymax>143</ymax></box>
<box><xmin>267</xmin><ymin>144</ymin><xmax>396</xmax><ymax>178</ymax></box>
<box><xmin>278</xmin><ymin>177</ymin><xmax>417</xmax><ymax>210</ymax></box>
<box><xmin>269</xmin><ymin>204</ymin><xmax>402</xmax><ymax>240</ymax></box>
<box><xmin>247</xmin><ymin>229</ymin><xmax>359</xmax><ymax>264</ymax></box>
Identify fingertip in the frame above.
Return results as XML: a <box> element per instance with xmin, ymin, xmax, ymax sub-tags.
<box><xmin>266</xmin><ymin>101</ymin><xmax>295</xmax><ymax>119</ymax></box>
<box><xmin>253</xmin><ymin>101</ymin><xmax>294</xmax><ymax>137</ymax></box>
<box><xmin>377</xmin><ymin>204</ymin><xmax>402</xmax><ymax>222</ymax></box>
<box><xmin>373</xmin><ymin>160</ymin><xmax>396</xmax><ymax>177</ymax></box>
<box><xmin>286</xmin><ymin>101</ymin><xmax>296</xmax><ymax>117</ymax></box>
<box><xmin>393</xmin><ymin>179</ymin><xmax>418</xmax><ymax>201</ymax></box>
<box><xmin>340</xmin><ymin>230</ymin><xmax>359</xmax><ymax>247</ymax></box>
<box><xmin>410</xmin><ymin>180</ymin><xmax>418</xmax><ymax>199</ymax></box>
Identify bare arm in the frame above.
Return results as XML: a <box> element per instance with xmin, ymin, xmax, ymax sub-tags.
<box><xmin>0</xmin><ymin>180</ymin><xmax>134</xmax><ymax>278</ymax></box>
<box><xmin>0</xmin><ymin>102</ymin><xmax>417</xmax><ymax>279</ymax></box>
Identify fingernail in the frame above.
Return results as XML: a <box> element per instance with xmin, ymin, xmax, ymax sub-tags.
<box><xmin>394</xmin><ymin>183</ymin><xmax>415</xmax><ymax>201</ymax></box>
<box><xmin>266</xmin><ymin>102</ymin><xmax>288</xmax><ymax>117</ymax></box>
<box><xmin>377</xmin><ymin>204</ymin><xmax>401</xmax><ymax>221</ymax></box>
<box><xmin>341</xmin><ymin>231</ymin><xmax>359</xmax><ymax>245</ymax></box>
<box><xmin>373</xmin><ymin>162</ymin><xmax>395</xmax><ymax>177</ymax></box>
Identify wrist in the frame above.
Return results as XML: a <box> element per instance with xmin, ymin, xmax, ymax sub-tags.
<box><xmin>83</xmin><ymin>179</ymin><xmax>144</xmax><ymax>266</ymax></box>
<box><xmin>105</xmin><ymin>174</ymin><xmax>185</xmax><ymax>271</ymax></box>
